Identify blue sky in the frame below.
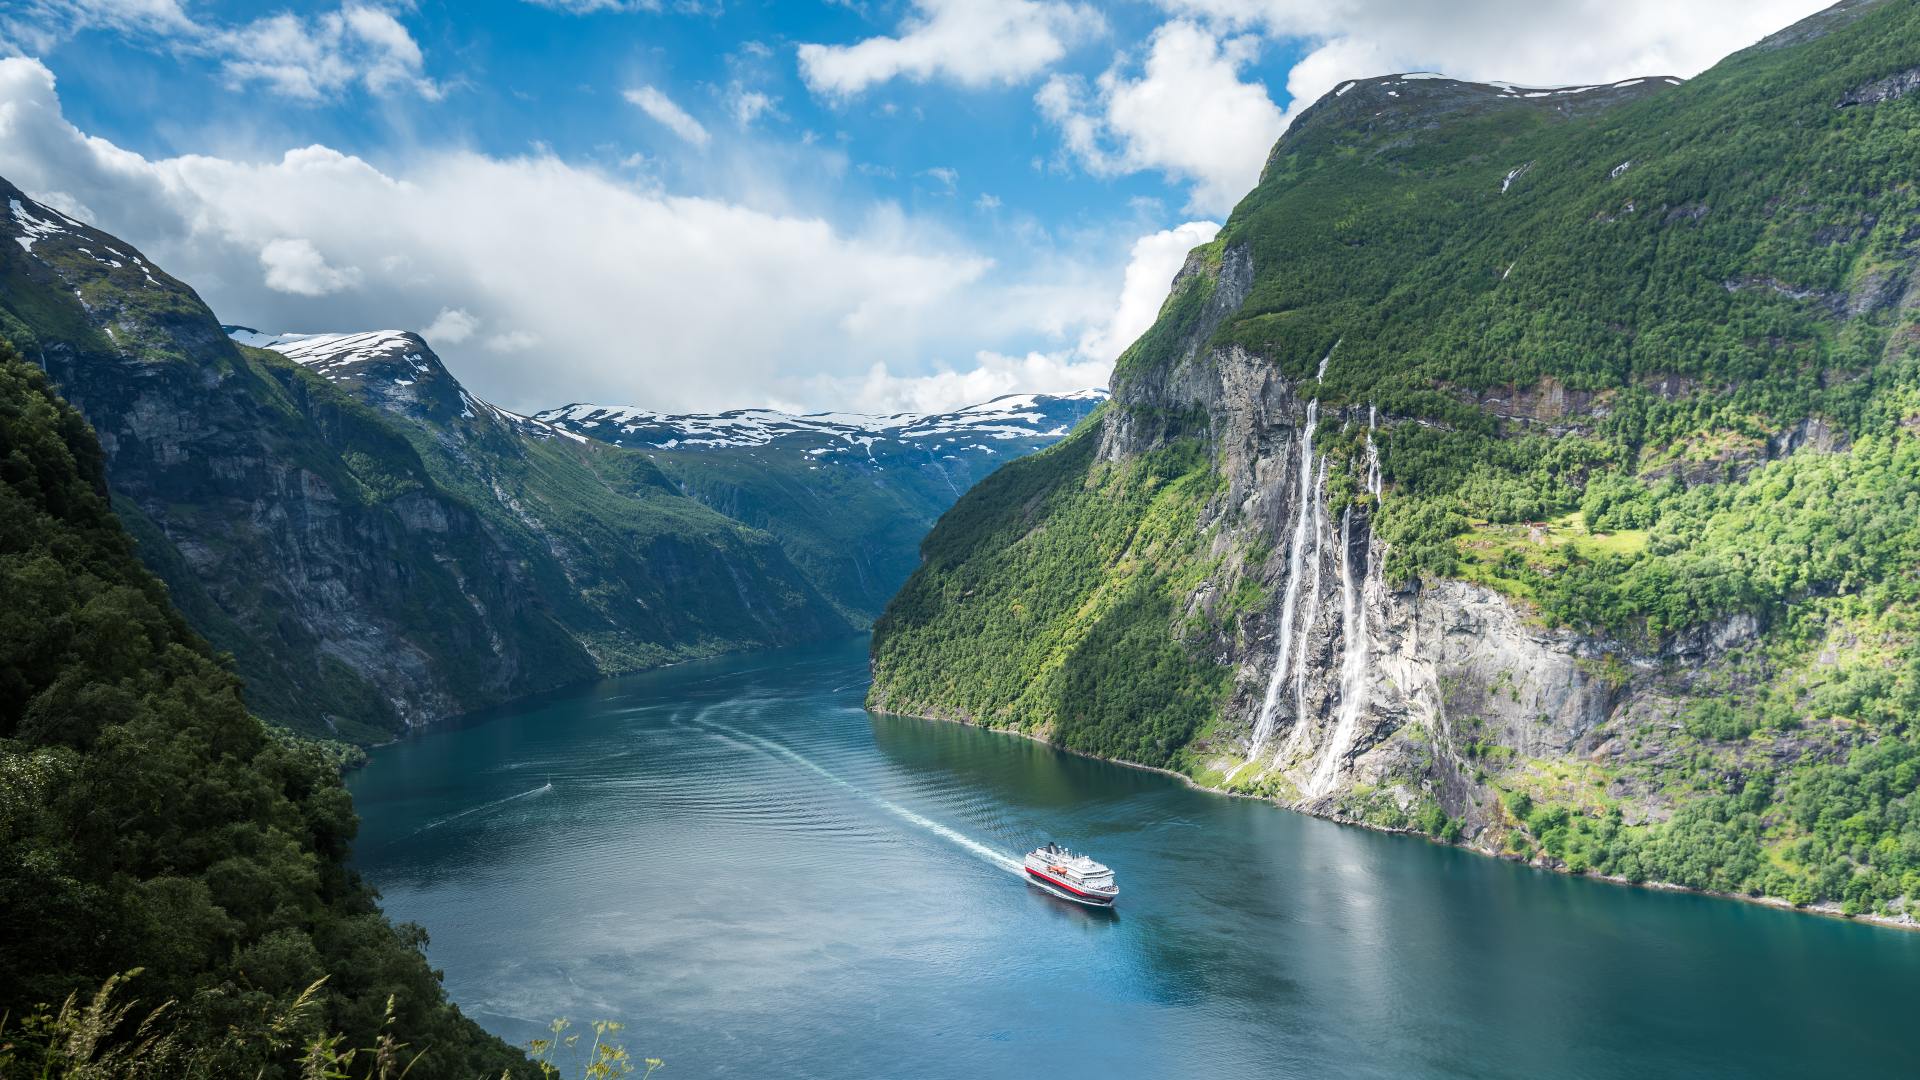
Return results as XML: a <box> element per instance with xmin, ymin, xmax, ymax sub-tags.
<box><xmin>0</xmin><ymin>0</ymin><xmax>1828</xmax><ymax>413</ymax></box>
<box><xmin>46</xmin><ymin>1</ymin><xmax>1253</xmax><ymax>228</ymax></box>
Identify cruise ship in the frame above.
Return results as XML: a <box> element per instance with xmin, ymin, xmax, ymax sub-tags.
<box><xmin>1023</xmin><ymin>843</ymin><xmax>1118</xmax><ymax>907</ymax></box>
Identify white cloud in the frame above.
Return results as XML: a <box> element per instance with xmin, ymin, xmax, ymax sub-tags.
<box><xmin>975</xmin><ymin>192</ymin><xmax>1002</xmax><ymax>211</ymax></box>
<box><xmin>424</xmin><ymin>306</ymin><xmax>479</xmax><ymax>344</ymax></box>
<box><xmin>0</xmin><ymin>0</ymin><xmax>197</xmax><ymax>55</ymax></box>
<box><xmin>1075</xmin><ymin>219</ymin><xmax>1219</xmax><ymax>363</ymax></box>
<box><xmin>484</xmin><ymin>329</ymin><xmax>540</xmax><ymax>352</ymax></box>
<box><xmin>1038</xmin><ymin>21</ymin><xmax>1283</xmax><ymax>216</ymax></box>
<box><xmin>1157</xmin><ymin>0</ymin><xmax>1834</xmax><ymax>127</ymax></box>
<box><xmin>3</xmin><ymin>3</ymin><xmax>439</xmax><ymax>102</ymax></box>
<box><xmin>521</xmin><ymin>0</ymin><xmax>663</xmax><ymax>11</ymax></box>
<box><xmin>0</xmin><ymin>56</ymin><xmax>1018</xmax><ymax>413</ymax></box>
<box><xmin>833</xmin><ymin>350</ymin><xmax>1114</xmax><ymax>414</ymax></box>
<box><xmin>259</xmin><ymin>237</ymin><xmax>362</xmax><ymax>295</ymax></box>
<box><xmin>624</xmin><ymin>85</ymin><xmax>710</xmax><ymax>146</ymax></box>
<box><xmin>805</xmin><ymin>218</ymin><xmax>1221</xmax><ymax>412</ymax></box>
<box><xmin>726</xmin><ymin>84</ymin><xmax>779</xmax><ymax>126</ymax></box>
<box><xmin>217</xmin><ymin>5</ymin><xmax>440</xmax><ymax>101</ymax></box>
<box><xmin>798</xmin><ymin>0</ymin><xmax>1106</xmax><ymax>98</ymax></box>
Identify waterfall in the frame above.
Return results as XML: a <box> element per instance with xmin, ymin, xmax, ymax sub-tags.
<box><xmin>1245</xmin><ymin>400</ymin><xmax>1319</xmax><ymax>762</ymax></box>
<box><xmin>1237</xmin><ymin>342</ymin><xmax>1344</xmax><ymax>776</ymax></box>
<box><xmin>1317</xmin><ymin>338</ymin><xmax>1340</xmax><ymax>380</ymax></box>
<box><xmin>1271</xmin><ymin>457</ymin><xmax>1326</xmax><ymax>768</ymax></box>
<box><xmin>1291</xmin><ymin>457</ymin><xmax>1326</xmax><ymax>721</ymax></box>
<box><xmin>1365</xmin><ymin>406</ymin><xmax>1382</xmax><ymax>500</ymax></box>
<box><xmin>1309</xmin><ymin>506</ymin><xmax>1371</xmax><ymax>797</ymax></box>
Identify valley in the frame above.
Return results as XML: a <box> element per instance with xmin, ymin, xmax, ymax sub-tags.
<box><xmin>4</xmin><ymin>0</ymin><xmax>1919</xmax><ymax>1074</ymax></box>
<box><xmin>0</xmin><ymin>188</ymin><xmax>1093</xmax><ymax>742</ymax></box>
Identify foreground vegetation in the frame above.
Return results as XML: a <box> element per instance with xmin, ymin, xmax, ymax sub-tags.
<box><xmin>0</xmin><ymin>971</ymin><xmax>658</xmax><ymax>1079</ymax></box>
<box><xmin>0</xmin><ymin>341</ymin><xmax>533</xmax><ymax>1075</ymax></box>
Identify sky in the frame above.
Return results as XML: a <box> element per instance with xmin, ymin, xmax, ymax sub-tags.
<box><xmin>0</xmin><ymin>0</ymin><xmax>1833</xmax><ymax>414</ymax></box>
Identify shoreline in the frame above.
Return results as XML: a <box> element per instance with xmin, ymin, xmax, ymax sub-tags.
<box><xmin>870</xmin><ymin>701</ymin><xmax>1920</xmax><ymax>935</ymax></box>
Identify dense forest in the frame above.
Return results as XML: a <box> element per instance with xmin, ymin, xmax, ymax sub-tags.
<box><xmin>873</xmin><ymin>0</ymin><xmax>1920</xmax><ymax>919</ymax></box>
<box><xmin>0</xmin><ymin>339</ymin><xmax>534</xmax><ymax>1076</ymax></box>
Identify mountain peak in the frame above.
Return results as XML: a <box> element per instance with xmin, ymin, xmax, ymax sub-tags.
<box><xmin>223</xmin><ymin>325</ymin><xmax>585</xmax><ymax>442</ymax></box>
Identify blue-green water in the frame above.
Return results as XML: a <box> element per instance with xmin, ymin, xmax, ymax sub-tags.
<box><xmin>349</xmin><ymin>636</ymin><xmax>1919</xmax><ymax>1078</ymax></box>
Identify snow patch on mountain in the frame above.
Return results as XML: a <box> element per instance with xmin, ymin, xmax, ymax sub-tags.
<box><xmin>536</xmin><ymin>387</ymin><xmax>1108</xmax><ymax>456</ymax></box>
<box><xmin>8</xmin><ymin>197</ymin><xmax>69</xmax><ymax>252</ymax></box>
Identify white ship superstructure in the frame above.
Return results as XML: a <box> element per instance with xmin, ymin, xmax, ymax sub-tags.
<box><xmin>1023</xmin><ymin>843</ymin><xmax>1118</xmax><ymax>907</ymax></box>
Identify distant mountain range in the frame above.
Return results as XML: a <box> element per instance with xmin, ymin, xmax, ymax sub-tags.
<box><xmin>0</xmin><ymin>178</ymin><xmax>1097</xmax><ymax>741</ymax></box>
<box><xmin>535</xmin><ymin>390</ymin><xmax>1107</xmax><ymax>620</ymax></box>
<box><xmin>226</xmin><ymin>326</ymin><xmax>1104</xmax><ymax>624</ymax></box>
<box><xmin>533</xmin><ymin>390</ymin><xmax>1105</xmax><ymax>457</ymax></box>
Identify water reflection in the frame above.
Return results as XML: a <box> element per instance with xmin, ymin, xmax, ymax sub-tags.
<box><xmin>350</xmin><ymin>635</ymin><xmax>1920</xmax><ymax>1080</ymax></box>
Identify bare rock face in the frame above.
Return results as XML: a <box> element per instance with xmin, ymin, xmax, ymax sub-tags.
<box><xmin>1838</xmin><ymin>63</ymin><xmax>1920</xmax><ymax>106</ymax></box>
<box><xmin>1092</xmin><ymin>241</ymin><xmax>1760</xmax><ymax>840</ymax></box>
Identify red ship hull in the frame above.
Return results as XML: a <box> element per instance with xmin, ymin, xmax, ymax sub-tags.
<box><xmin>1025</xmin><ymin>865</ymin><xmax>1116</xmax><ymax>907</ymax></box>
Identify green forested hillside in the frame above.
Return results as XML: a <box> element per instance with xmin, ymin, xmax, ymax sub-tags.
<box><xmin>869</xmin><ymin>423</ymin><xmax>1230</xmax><ymax>768</ymax></box>
<box><xmin>873</xmin><ymin>0</ymin><xmax>1920</xmax><ymax>917</ymax></box>
<box><xmin>0</xmin><ymin>340</ymin><xmax>529</xmax><ymax>1076</ymax></box>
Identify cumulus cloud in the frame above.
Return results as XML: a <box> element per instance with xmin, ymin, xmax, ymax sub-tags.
<box><xmin>259</xmin><ymin>237</ymin><xmax>362</xmax><ymax>295</ymax></box>
<box><xmin>1159</xmin><ymin>0</ymin><xmax>1834</xmax><ymax>127</ymax></box>
<box><xmin>0</xmin><ymin>57</ymin><xmax>1031</xmax><ymax>413</ymax></box>
<box><xmin>424</xmin><ymin>306</ymin><xmax>479</xmax><ymax>344</ymax></box>
<box><xmin>1038</xmin><ymin>21</ymin><xmax>1283</xmax><ymax>216</ymax></box>
<box><xmin>1074</xmin><ymin>219</ymin><xmax>1219</xmax><ymax>363</ymax></box>
<box><xmin>807</xmin><ymin>218</ymin><xmax>1221</xmax><ymax>413</ymax></box>
<box><xmin>798</xmin><ymin>0</ymin><xmax>1106</xmax><ymax>98</ymax></box>
<box><xmin>624</xmin><ymin>85</ymin><xmax>710</xmax><ymax>146</ymax></box>
<box><xmin>831</xmin><ymin>350</ymin><xmax>1113</xmax><ymax>414</ymax></box>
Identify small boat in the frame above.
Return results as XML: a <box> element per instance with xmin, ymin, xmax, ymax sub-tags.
<box><xmin>1023</xmin><ymin>842</ymin><xmax>1118</xmax><ymax>907</ymax></box>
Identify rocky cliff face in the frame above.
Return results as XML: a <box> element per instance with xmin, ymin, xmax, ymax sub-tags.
<box><xmin>873</xmin><ymin>0</ymin><xmax>1920</xmax><ymax>921</ymax></box>
<box><xmin>1102</xmin><ymin>219</ymin><xmax>1879</xmax><ymax>856</ymax></box>
<box><xmin>0</xmin><ymin>181</ymin><xmax>848</xmax><ymax>741</ymax></box>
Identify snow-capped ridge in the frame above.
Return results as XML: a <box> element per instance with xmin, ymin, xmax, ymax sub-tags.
<box><xmin>535</xmin><ymin>388</ymin><xmax>1109</xmax><ymax>455</ymax></box>
<box><xmin>224</xmin><ymin>325</ymin><xmax>587</xmax><ymax>442</ymax></box>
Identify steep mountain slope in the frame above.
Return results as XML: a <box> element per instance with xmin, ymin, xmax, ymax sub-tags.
<box><xmin>0</xmin><ymin>339</ymin><xmax>528</xmax><ymax>1076</ymax></box>
<box><xmin>0</xmin><ymin>182</ymin><xmax>848</xmax><ymax>742</ymax></box>
<box><xmin>872</xmin><ymin>0</ymin><xmax>1920</xmax><ymax>921</ymax></box>
<box><xmin>536</xmin><ymin>390</ymin><xmax>1106</xmax><ymax>621</ymax></box>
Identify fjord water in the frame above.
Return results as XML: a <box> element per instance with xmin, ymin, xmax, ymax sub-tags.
<box><xmin>349</xmin><ymin>637</ymin><xmax>1917</xmax><ymax>1078</ymax></box>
